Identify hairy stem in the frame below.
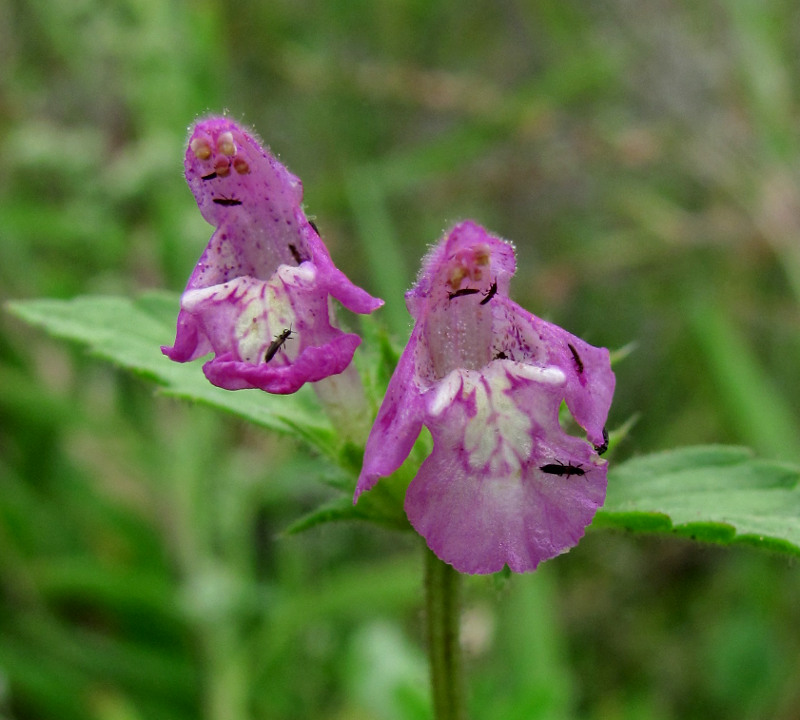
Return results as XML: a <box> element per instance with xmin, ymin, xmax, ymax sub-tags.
<box><xmin>425</xmin><ymin>547</ymin><xmax>465</xmax><ymax>720</ymax></box>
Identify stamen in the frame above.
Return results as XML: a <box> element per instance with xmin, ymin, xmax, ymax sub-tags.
<box><xmin>448</xmin><ymin>265</ymin><xmax>467</xmax><ymax>289</ymax></box>
<box><xmin>473</xmin><ymin>245</ymin><xmax>490</xmax><ymax>265</ymax></box>
<box><xmin>190</xmin><ymin>137</ymin><xmax>212</xmax><ymax>160</ymax></box>
<box><xmin>214</xmin><ymin>158</ymin><xmax>231</xmax><ymax>177</ymax></box>
<box><xmin>218</xmin><ymin>131</ymin><xmax>236</xmax><ymax>156</ymax></box>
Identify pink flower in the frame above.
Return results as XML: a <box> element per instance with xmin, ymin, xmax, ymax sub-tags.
<box><xmin>355</xmin><ymin>221</ymin><xmax>615</xmax><ymax>574</ymax></box>
<box><xmin>162</xmin><ymin>117</ymin><xmax>382</xmax><ymax>394</ymax></box>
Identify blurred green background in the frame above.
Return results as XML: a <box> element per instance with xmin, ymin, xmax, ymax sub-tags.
<box><xmin>3</xmin><ymin>1</ymin><xmax>800</xmax><ymax>718</ymax></box>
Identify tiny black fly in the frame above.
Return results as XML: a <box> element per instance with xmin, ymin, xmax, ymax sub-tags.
<box><xmin>494</xmin><ymin>351</ymin><xmax>508</xmax><ymax>360</ymax></box>
<box><xmin>201</xmin><ymin>172</ymin><xmax>218</xmax><ymax>181</ymax></box>
<box><xmin>264</xmin><ymin>326</ymin><xmax>294</xmax><ymax>363</ymax></box>
<box><xmin>288</xmin><ymin>243</ymin><xmax>306</xmax><ymax>264</ymax></box>
<box><xmin>308</xmin><ymin>220</ymin><xmax>320</xmax><ymax>235</ymax></box>
<box><xmin>212</xmin><ymin>196</ymin><xmax>243</xmax><ymax>206</ymax></box>
<box><xmin>448</xmin><ymin>287</ymin><xmax>480</xmax><ymax>300</ymax></box>
<box><xmin>539</xmin><ymin>461</ymin><xmax>586</xmax><ymax>478</ymax></box>
<box><xmin>593</xmin><ymin>427</ymin><xmax>609</xmax><ymax>456</ymax></box>
<box><xmin>480</xmin><ymin>280</ymin><xmax>498</xmax><ymax>305</ymax></box>
<box><xmin>567</xmin><ymin>343</ymin><xmax>584</xmax><ymax>375</ymax></box>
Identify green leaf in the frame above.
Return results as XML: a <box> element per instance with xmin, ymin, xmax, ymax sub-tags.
<box><xmin>284</xmin><ymin>478</ymin><xmax>411</xmax><ymax>536</ymax></box>
<box><xmin>595</xmin><ymin>445</ymin><xmax>800</xmax><ymax>556</ymax></box>
<box><xmin>282</xmin><ymin>495</ymin><xmax>372</xmax><ymax>535</ymax></box>
<box><xmin>6</xmin><ymin>292</ymin><xmax>336</xmax><ymax>454</ymax></box>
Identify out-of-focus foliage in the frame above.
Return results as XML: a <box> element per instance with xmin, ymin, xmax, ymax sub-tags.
<box><xmin>12</xmin><ymin>299</ymin><xmax>800</xmax><ymax>561</ymax></box>
<box><xmin>3</xmin><ymin>1</ymin><xmax>800</xmax><ymax>719</ymax></box>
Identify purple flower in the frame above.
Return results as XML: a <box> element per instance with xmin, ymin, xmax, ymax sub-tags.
<box><xmin>355</xmin><ymin>221</ymin><xmax>615</xmax><ymax>574</ymax></box>
<box><xmin>162</xmin><ymin>116</ymin><xmax>383</xmax><ymax>394</ymax></box>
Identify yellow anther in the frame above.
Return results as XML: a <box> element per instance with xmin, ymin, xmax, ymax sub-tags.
<box><xmin>233</xmin><ymin>157</ymin><xmax>250</xmax><ymax>174</ymax></box>
<box><xmin>218</xmin><ymin>131</ymin><xmax>236</xmax><ymax>156</ymax></box>
<box><xmin>190</xmin><ymin>138</ymin><xmax>212</xmax><ymax>160</ymax></box>
<box><xmin>474</xmin><ymin>245</ymin><xmax>490</xmax><ymax>265</ymax></box>
<box><xmin>448</xmin><ymin>265</ymin><xmax>466</xmax><ymax>289</ymax></box>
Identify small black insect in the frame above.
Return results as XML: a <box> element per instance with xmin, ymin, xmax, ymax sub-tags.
<box><xmin>264</xmin><ymin>326</ymin><xmax>294</xmax><ymax>363</ymax></box>
<box><xmin>539</xmin><ymin>461</ymin><xmax>586</xmax><ymax>478</ymax></box>
<box><xmin>593</xmin><ymin>427</ymin><xmax>609</xmax><ymax>456</ymax></box>
<box><xmin>480</xmin><ymin>280</ymin><xmax>498</xmax><ymax>305</ymax></box>
<box><xmin>494</xmin><ymin>351</ymin><xmax>509</xmax><ymax>360</ymax></box>
<box><xmin>308</xmin><ymin>220</ymin><xmax>320</xmax><ymax>235</ymax></box>
<box><xmin>448</xmin><ymin>287</ymin><xmax>480</xmax><ymax>300</ymax></box>
<box><xmin>567</xmin><ymin>343</ymin><xmax>584</xmax><ymax>375</ymax></box>
<box><xmin>212</xmin><ymin>196</ymin><xmax>243</xmax><ymax>206</ymax></box>
<box><xmin>288</xmin><ymin>243</ymin><xmax>306</xmax><ymax>264</ymax></box>
<box><xmin>200</xmin><ymin>172</ymin><xmax>218</xmax><ymax>181</ymax></box>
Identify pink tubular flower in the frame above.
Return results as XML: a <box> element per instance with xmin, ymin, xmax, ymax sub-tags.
<box><xmin>162</xmin><ymin>116</ymin><xmax>383</xmax><ymax>394</ymax></box>
<box><xmin>354</xmin><ymin>221</ymin><xmax>615</xmax><ymax>574</ymax></box>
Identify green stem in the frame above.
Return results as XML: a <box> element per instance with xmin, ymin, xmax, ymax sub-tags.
<box><xmin>425</xmin><ymin>547</ymin><xmax>465</xmax><ymax>720</ymax></box>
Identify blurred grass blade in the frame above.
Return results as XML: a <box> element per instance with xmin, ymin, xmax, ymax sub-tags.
<box><xmin>345</xmin><ymin>167</ymin><xmax>410</xmax><ymax>336</ymax></box>
<box><xmin>472</xmin><ymin>569</ymin><xmax>577</xmax><ymax>720</ymax></box>
<box><xmin>687</xmin><ymin>299</ymin><xmax>800</xmax><ymax>461</ymax></box>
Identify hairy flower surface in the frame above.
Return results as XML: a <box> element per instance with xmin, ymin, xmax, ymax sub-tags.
<box><xmin>355</xmin><ymin>221</ymin><xmax>615</xmax><ymax>574</ymax></box>
<box><xmin>162</xmin><ymin>116</ymin><xmax>383</xmax><ymax>394</ymax></box>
